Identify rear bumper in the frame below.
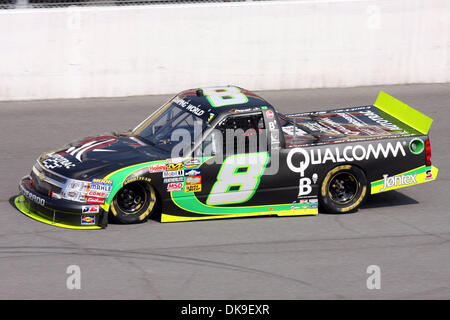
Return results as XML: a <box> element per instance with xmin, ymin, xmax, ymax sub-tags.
<box><xmin>16</xmin><ymin>176</ymin><xmax>107</xmax><ymax>229</ymax></box>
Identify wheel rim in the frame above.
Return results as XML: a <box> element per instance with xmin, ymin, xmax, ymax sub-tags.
<box><xmin>116</xmin><ymin>183</ymin><xmax>147</xmax><ymax>215</ymax></box>
<box><xmin>328</xmin><ymin>172</ymin><xmax>359</xmax><ymax>205</ymax></box>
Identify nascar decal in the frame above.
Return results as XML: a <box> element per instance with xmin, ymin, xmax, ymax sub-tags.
<box><xmin>371</xmin><ymin>165</ymin><xmax>438</xmax><ymax>194</ymax></box>
<box><xmin>184</xmin><ymin>158</ymin><xmax>201</xmax><ymax>169</ymax></box>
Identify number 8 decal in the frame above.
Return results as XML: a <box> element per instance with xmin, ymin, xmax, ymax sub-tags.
<box><xmin>206</xmin><ymin>153</ymin><xmax>269</xmax><ymax>205</ymax></box>
<box><xmin>203</xmin><ymin>86</ymin><xmax>248</xmax><ymax>107</ymax></box>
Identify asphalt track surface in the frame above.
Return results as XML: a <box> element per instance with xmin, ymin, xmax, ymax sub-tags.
<box><xmin>0</xmin><ymin>84</ymin><xmax>449</xmax><ymax>300</ymax></box>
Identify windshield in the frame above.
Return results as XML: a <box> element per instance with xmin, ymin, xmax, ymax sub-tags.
<box><xmin>132</xmin><ymin>98</ymin><xmax>210</xmax><ymax>151</ymax></box>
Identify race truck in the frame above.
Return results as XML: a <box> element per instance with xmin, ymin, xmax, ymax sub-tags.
<box><xmin>15</xmin><ymin>86</ymin><xmax>438</xmax><ymax>229</ymax></box>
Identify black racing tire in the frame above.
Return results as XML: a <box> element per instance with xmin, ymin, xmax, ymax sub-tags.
<box><xmin>319</xmin><ymin>165</ymin><xmax>368</xmax><ymax>214</ymax></box>
<box><xmin>109</xmin><ymin>181</ymin><xmax>157</xmax><ymax>224</ymax></box>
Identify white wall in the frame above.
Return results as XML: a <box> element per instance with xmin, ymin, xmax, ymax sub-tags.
<box><xmin>0</xmin><ymin>0</ymin><xmax>448</xmax><ymax>100</ymax></box>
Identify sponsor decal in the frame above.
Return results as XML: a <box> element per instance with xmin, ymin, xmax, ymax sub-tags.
<box><xmin>42</xmin><ymin>153</ymin><xmax>76</xmax><ymax>170</ymax></box>
<box><xmin>82</xmin><ymin>205</ymin><xmax>100</xmax><ymax>214</ymax></box>
<box><xmin>183</xmin><ymin>158</ymin><xmax>201</xmax><ymax>169</ymax></box>
<box><xmin>86</xmin><ymin>190</ymin><xmax>107</xmax><ymax>198</ymax></box>
<box><xmin>163</xmin><ymin>170</ymin><xmax>184</xmax><ymax>178</ymax></box>
<box><xmin>288</xmin><ymin>143</ymin><xmax>405</xmax><ymax>199</ymax></box>
<box><xmin>166</xmin><ymin>162</ymin><xmax>184</xmax><ymax>171</ymax></box>
<box><xmin>185</xmin><ymin>169</ymin><xmax>201</xmax><ymax>177</ymax></box>
<box><xmin>90</xmin><ymin>179</ymin><xmax>113</xmax><ymax>193</ymax></box>
<box><xmin>20</xmin><ymin>186</ymin><xmax>45</xmax><ymax>206</ymax></box>
<box><xmin>380</xmin><ymin>173</ymin><xmax>417</xmax><ymax>192</ymax></box>
<box><xmin>425</xmin><ymin>169</ymin><xmax>433</xmax><ymax>181</ymax></box>
<box><xmin>303</xmin><ymin>121</ymin><xmax>340</xmax><ymax>135</ymax></box>
<box><xmin>148</xmin><ymin>164</ymin><xmax>166</xmax><ymax>173</ymax></box>
<box><xmin>282</xmin><ymin>126</ymin><xmax>307</xmax><ymax>137</ymax></box>
<box><xmin>185</xmin><ymin>184</ymin><xmax>202</xmax><ymax>193</ymax></box>
<box><xmin>360</xmin><ymin>110</ymin><xmax>402</xmax><ymax>131</ymax></box>
<box><xmin>124</xmin><ymin>177</ymin><xmax>152</xmax><ymax>185</ymax></box>
<box><xmin>267</xmin><ymin>118</ymin><xmax>280</xmax><ymax>149</ymax></box>
<box><xmin>81</xmin><ymin>215</ymin><xmax>96</xmax><ymax>225</ymax></box>
<box><xmin>86</xmin><ymin>197</ymin><xmax>105</xmax><ymax>205</ymax></box>
<box><xmin>167</xmin><ymin>182</ymin><xmax>184</xmax><ymax>192</ymax></box>
<box><xmin>287</xmin><ymin>142</ymin><xmax>406</xmax><ymax>176</ymax></box>
<box><xmin>163</xmin><ymin>177</ymin><xmax>184</xmax><ymax>184</ymax></box>
<box><xmin>166</xmin><ymin>157</ymin><xmax>184</xmax><ymax>164</ymax></box>
<box><xmin>321</xmin><ymin>117</ymin><xmax>360</xmax><ymax>136</ymax></box>
<box><xmin>186</xmin><ymin>176</ymin><xmax>201</xmax><ymax>185</ymax></box>
<box><xmin>291</xmin><ymin>198</ymin><xmax>318</xmax><ymax>209</ymax></box>
<box><xmin>172</xmin><ymin>97</ymin><xmax>205</xmax><ymax>116</ymax></box>
<box><xmin>297</xmin><ymin>173</ymin><xmax>318</xmax><ymax>198</ymax></box>
<box><xmin>338</xmin><ymin>112</ymin><xmax>366</xmax><ymax>127</ymax></box>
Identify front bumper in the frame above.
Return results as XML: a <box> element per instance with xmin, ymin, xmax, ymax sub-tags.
<box><xmin>16</xmin><ymin>176</ymin><xmax>107</xmax><ymax>229</ymax></box>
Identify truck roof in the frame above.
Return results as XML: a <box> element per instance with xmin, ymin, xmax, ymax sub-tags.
<box><xmin>178</xmin><ymin>86</ymin><xmax>272</xmax><ymax>116</ymax></box>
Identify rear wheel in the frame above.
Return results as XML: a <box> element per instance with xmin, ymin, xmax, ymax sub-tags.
<box><xmin>319</xmin><ymin>165</ymin><xmax>368</xmax><ymax>214</ymax></box>
<box><xmin>110</xmin><ymin>182</ymin><xmax>156</xmax><ymax>224</ymax></box>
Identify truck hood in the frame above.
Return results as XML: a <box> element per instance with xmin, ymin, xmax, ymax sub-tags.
<box><xmin>38</xmin><ymin>133</ymin><xmax>170</xmax><ymax>180</ymax></box>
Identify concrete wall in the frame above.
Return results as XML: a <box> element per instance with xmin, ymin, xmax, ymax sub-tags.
<box><xmin>0</xmin><ymin>0</ymin><xmax>448</xmax><ymax>100</ymax></box>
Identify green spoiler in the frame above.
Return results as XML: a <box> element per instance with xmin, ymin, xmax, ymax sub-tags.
<box><xmin>374</xmin><ymin>91</ymin><xmax>433</xmax><ymax>135</ymax></box>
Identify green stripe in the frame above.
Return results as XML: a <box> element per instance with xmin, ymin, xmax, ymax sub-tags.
<box><xmin>103</xmin><ymin>160</ymin><xmax>165</xmax><ymax>204</ymax></box>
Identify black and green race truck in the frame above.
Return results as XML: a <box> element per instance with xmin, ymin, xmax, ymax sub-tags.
<box><xmin>15</xmin><ymin>86</ymin><xmax>438</xmax><ymax>229</ymax></box>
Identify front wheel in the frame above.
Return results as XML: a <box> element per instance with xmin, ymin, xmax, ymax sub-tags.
<box><xmin>319</xmin><ymin>165</ymin><xmax>368</xmax><ymax>214</ymax></box>
<box><xmin>110</xmin><ymin>182</ymin><xmax>157</xmax><ymax>224</ymax></box>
